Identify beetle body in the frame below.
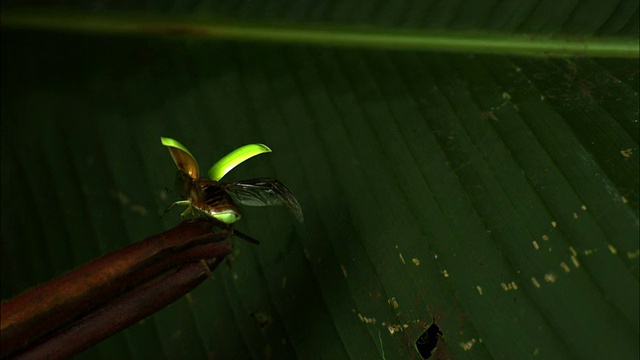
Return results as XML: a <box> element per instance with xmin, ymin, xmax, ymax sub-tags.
<box><xmin>161</xmin><ymin>137</ymin><xmax>303</xmax><ymax>244</ymax></box>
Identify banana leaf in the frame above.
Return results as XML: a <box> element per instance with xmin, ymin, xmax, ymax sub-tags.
<box><xmin>1</xmin><ymin>1</ymin><xmax>638</xmax><ymax>359</ymax></box>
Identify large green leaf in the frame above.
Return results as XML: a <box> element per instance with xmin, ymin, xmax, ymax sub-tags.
<box><xmin>1</xmin><ymin>2</ymin><xmax>638</xmax><ymax>359</ymax></box>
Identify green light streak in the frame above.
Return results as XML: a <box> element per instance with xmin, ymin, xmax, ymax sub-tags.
<box><xmin>2</xmin><ymin>10</ymin><xmax>638</xmax><ymax>58</ymax></box>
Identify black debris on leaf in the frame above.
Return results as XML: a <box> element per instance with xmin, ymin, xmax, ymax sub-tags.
<box><xmin>416</xmin><ymin>321</ymin><xmax>443</xmax><ymax>359</ymax></box>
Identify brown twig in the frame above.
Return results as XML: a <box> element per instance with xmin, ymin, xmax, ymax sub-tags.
<box><xmin>1</xmin><ymin>219</ymin><xmax>233</xmax><ymax>359</ymax></box>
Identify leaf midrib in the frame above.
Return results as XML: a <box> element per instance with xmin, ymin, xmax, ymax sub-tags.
<box><xmin>1</xmin><ymin>10</ymin><xmax>638</xmax><ymax>58</ymax></box>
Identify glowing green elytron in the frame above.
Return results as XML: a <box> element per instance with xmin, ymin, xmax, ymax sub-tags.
<box><xmin>208</xmin><ymin>143</ymin><xmax>272</xmax><ymax>181</ymax></box>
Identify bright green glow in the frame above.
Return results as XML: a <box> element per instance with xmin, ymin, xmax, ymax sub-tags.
<box><xmin>160</xmin><ymin>137</ymin><xmax>195</xmax><ymax>159</ymax></box>
<box><xmin>161</xmin><ymin>137</ymin><xmax>200</xmax><ymax>179</ymax></box>
<box><xmin>208</xmin><ymin>144</ymin><xmax>272</xmax><ymax>181</ymax></box>
<box><xmin>213</xmin><ymin>212</ymin><xmax>240</xmax><ymax>224</ymax></box>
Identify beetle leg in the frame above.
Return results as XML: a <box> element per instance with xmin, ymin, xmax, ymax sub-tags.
<box><xmin>180</xmin><ymin>204</ymin><xmax>194</xmax><ymax>219</ymax></box>
<box><xmin>162</xmin><ymin>200</ymin><xmax>192</xmax><ymax>219</ymax></box>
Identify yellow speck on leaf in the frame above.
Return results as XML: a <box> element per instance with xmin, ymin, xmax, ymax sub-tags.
<box><xmin>476</xmin><ymin>286</ymin><xmax>483</xmax><ymax>295</ymax></box>
<box><xmin>542</xmin><ymin>235</ymin><xmax>549</xmax><ymax>241</ymax></box>
<box><xmin>571</xmin><ymin>255</ymin><xmax>580</xmax><ymax>268</ymax></box>
<box><xmin>544</xmin><ymin>273</ymin><xmax>557</xmax><ymax>283</ymax></box>
<box><xmin>531</xmin><ymin>277</ymin><xmax>541</xmax><ymax>288</ymax></box>
<box><xmin>501</xmin><ymin>282</ymin><xmax>518</xmax><ymax>291</ymax></box>
<box><xmin>460</xmin><ymin>338</ymin><xmax>477</xmax><ymax>351</ymax></box>
<box><xmin>533</xmin><ymin>241</ymin><xmax>540</xmax><ymax>250</ymax></box>
<box><xmin>560</xmin><ymin>262</ymin><xmax>571</xmax><ymax>273</ymax></box>
<box><xmin>551</xmin><ymin>221</ymin><xmax>557</xmax><ymax>228</ymax></box>
<box><xmin>130</xmin><ymin>204</ymin><xmax>149</xmax><ymax>216</ymax></box>
<box><xmin>443</xmin><ymin>270</ymin><xmax>450</xmax><ymax>278</ymax></box>
<box><xmin>620</xmin><ymin>148</ymin><xmax>633</xmax><ymax>158</ymax></box>
<box><xmin>388</xmin><ymin>297</ymin><xmax>399</xmax><ymax>309</ymax></box>
<box><xmin>608</xmin><ymin>244</ymin><xmax>617</xmax><ymax>255</ymax></box>
<box><xmin>387</xmin><ymin>324</ymin><xmax>402</xmax><ymax>335</ymax></box>
<box><xmin>358</xmin><ymin>313</ymin><xmax>376</xmax><ymax>325</ymax></box>
<box><xmin>412</xmin><ymin>258</ymin><xmax>420</xmax><ymax>266</ymax></box>
<box><xmin>111</xmin><ymin>189</ymin><xmax>129</xmax><ymax>205</ymax></box>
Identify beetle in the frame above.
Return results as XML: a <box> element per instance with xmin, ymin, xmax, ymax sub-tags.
<box><xmin>161</xmin><ymin>137</ymin><xmax>303</xmax><ymax>244</ymax></box>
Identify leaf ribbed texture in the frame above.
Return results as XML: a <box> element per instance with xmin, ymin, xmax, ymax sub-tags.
<box><xmin>1</xmin><ymin>1</ymin><xmax>638</xmax><ymax>359</ymax></box>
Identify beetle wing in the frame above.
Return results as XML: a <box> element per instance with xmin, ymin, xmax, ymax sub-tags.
<box><xmin>175</xmin><ymin>170</ymin><xmax>205</xmax><ymax>202</ymax></box>
<box><xmin>161</xmin><ymin>137</ymin><xmax>200</xmax><ymax>179</ymax></box>
<box><xmin>207</xmin><ymin>143</ymin><xmax>272</xmax><ymax>181</ymax></box>
<box><xmin>223</xmin><ymin>178</ymin><xmax>303</xmax><ymax>223</ymax></box>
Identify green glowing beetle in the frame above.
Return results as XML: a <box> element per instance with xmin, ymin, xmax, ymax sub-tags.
<box><xmin>161</xmin><ymin>137</ymin><xmax>303</xmax><ymax>243</ymax></box>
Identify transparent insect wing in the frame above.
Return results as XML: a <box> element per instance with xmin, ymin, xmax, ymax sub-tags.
<box><xmin>223</xmin><ymin>178</ymin><xmax>304</xmax><ymax>223</ymax></box>
<box><xmin>161</xmin><ymin>137</ymin><xmax>200</xmax><ymax>179</ymax></box>
<box><xmin>207</xmin><ymin>143</ymin><xmax>272</xmax><ymax>181</ymax></box>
